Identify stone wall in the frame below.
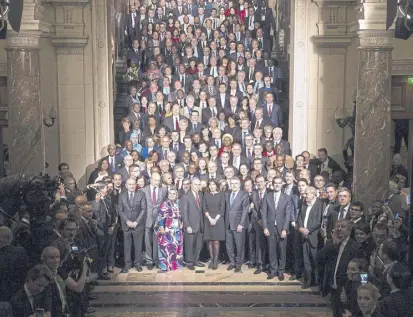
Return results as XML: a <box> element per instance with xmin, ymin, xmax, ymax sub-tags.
<box><xmin>289</xmin><ymin>0</ymin><xmax>413</xmax><ymax>165</ymax></box>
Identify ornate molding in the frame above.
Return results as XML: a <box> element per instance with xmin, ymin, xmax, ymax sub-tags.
<box><xmin>6</xmin><ymin>32</ymin><xmax>41</xmax><ymax>49</ymax></box>
<box><xmin>55</xmin><ymin>46</ymin><xmax>85</xmax><ymax>54</ymax></box>
<box><xmin>318</xmin><ymin>46</ymin><xmax>348</xmax><ymax>55</ymax></box>
<box><xmin>392</xmin><ymin>59</ymin><xmax>413</xmax><ymax>76</ymax></box>
<box><xmin>358</xmin><ymin>30</ymin><xmax>394</xmax><ymax>48</ymax></box>
<box><xmin>51</xmin><ymin>36</ymin><xmax>88</xmax><ymax>55</ymax></box>
<box><xmin>313</xmin><ymin>35</ymin><xmax>353</xmax><ymax>54</ymax></box>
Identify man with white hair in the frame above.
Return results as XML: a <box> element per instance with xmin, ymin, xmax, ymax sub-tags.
<box><xmin>0</xmin><ymin>226</ymin><xmax>28</xmax><ymax>301</ymax></box>
<box><xmin>272</xmin><ymin>127</ymin><xmax>291</xmax><ymax>155</ymax></box>
<box><xmin>118</xmin><ymin>155</ymin><xmax>134</xmax><ymax>182</ymax></box>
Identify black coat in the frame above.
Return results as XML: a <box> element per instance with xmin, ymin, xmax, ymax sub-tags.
<box><xmin>297</xmin><ymin>198</ymin><xmax>323</xmax><ymax>248</ymax></box>
<box><xmin>318</xmin><ymin>238</ymin><xmax>361</xmax><ymax>297</ymax></box>
<box><xmin>0</xmin><ymin>245</ymin><xmax>28</xmax><ymax>301</ymax></box>
<box><xmin>117</xmin><ymin>190</ymin><xmax>147</xmax><ymax>231</ymax></box>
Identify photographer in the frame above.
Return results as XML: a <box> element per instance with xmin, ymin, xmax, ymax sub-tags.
<box><xmin>41</xmin><ymin>246</ymin><xmax>89</xmax><ymax>317</ymax></box>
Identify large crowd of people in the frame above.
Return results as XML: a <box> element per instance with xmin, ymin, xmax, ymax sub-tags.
<box><xmin>0</xmin><ymin>0</ymin><xmax>412</xmax><ymax>316</ymax></box>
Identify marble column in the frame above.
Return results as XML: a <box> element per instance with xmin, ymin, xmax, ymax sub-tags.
<box><xmin>353</xmin><ymin>30</ymin><xmax>393</xmax><ymax>205</ymax></box>
<box><xmin>6</xmin><ymin>32</ymin><xmax>45</xmax><ymax>174</ymax></box>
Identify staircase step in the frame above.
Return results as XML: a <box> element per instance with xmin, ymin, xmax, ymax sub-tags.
<box><xmin>90</xmin><ymin>292</ymin><xmax>328</xmax><ymax>308</ymax></box>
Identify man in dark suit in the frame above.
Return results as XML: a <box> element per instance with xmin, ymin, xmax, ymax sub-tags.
<box><xmin>10</xmin><ymin>264</ymin><xmax>53</xmax><ymax>317</ymax></box>
<box><xmin>126</xmin><ymin>40</ymin><xmax>142</xmax><ymax>65</ymax></box>
<box><xmin>181</xmin><ymin>178</ymin><xmax>205</xmax><ymax>270</ymax></box>
<box><xmin>317</xmin><ymin>219</ymin><xmax>361</xmax><ymax>317</ymax></box>
<box><xmin>0</xmin><ymin>226</ymin><xmax>28</xmax><ymax>301</ymax></box>
<box><xmin>125</xmin><ymin>5</ymin><xmax>138</xmax><ymax>46</ymax></box>
<box><xmin>349</xmin><ymin>201</ymin><xmax>366</xmax><ymax>225</ymax></box>
<box><xmin>141</xmin><ymin>173</ymin><xmax>167</xmax><ymax>270</ymax></box>
<box><xmin>251</xmin><ymin>107</ymin><xmax>272</xmax><ymax>130</ymax></box>
<box><xmin>225</xmin><ymin>177</ymin><xmax>249</xmax><ymax>272</ymax></box>
<box><xmin>263</xmin><ymin>92</ymin><xmax>283</xmax><ymax>128</ymax></box>
<box><xmin>117</xmin><ymin>178</ymin><xmax>147</xmax><ymax>273</ymax></box>
<box><xmin>163</xmin><ymin>104</ymin><xmax>186</xmax><ymax>133</ymax></box>
<box><xmin>250</xmin><ymin>175</ymin><xmax>270</xmax><ymax>274</ymax></box>
<box><xmin>230</xmin><ymin>143</ymin><xmax>250</xmax><ymax>170</ymax></box>
<box><xmin>104</xmin><ymin>144</ymin><xmax>123</xmax><ymax>174</ymax></box>
<box><xmin>272</xmin><ymin>127</ymin><xmax>291</xmax><ymax>156</ymax></box>
<box><xmin>173</xmin><ymin>63</ymin><xmax>193</xmax><ymax>92</ymax></box>
<box><xmin>314</xmin><ymin>148</ymin><xmax>343</xmax><ymax>174</ymax></box>
<box><xmin>92</xmin><ymin>182</ymin><xmax>115</xmax><ymax>279</ymax></box>
<box><xmin>297</xmin><ymin>186</ymin><xmax>323</xmax><ymax>288</ymax></box>
<box><xmin>302</xmin><ymin>150</ymin><xmax>320</xmax><ymax>183</ymax></box>
<box><xmin>262</xmin><ymin>176</ymin><xmax>292</xmax><ymax>280</ymax></box>
<box><xmin>202</xmin><ymin>100</ymin><xmax>221</xmax><ymax>126</ymax></box>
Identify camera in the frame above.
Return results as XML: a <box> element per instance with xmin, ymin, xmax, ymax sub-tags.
<box><xmin>70</xmin><ymin>244</ymin><xmax>97</xmax><ymax>267</ymax></box>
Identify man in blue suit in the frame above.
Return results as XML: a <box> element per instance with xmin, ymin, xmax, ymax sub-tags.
<box><xmin>263</xmin><ymin>92</ymin><xmax>283</xmax><ymax>128</ymax></box>
<box><xmin>261</xmin><ymin>176</ymin><xmax>292</xmax><ymax>280</ymax></box>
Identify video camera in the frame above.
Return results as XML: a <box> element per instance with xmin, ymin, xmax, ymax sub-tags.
<box><xmin>70</xmin><ymin>244</ymin><xmax>98</xmax><ymax>267</ymax></box>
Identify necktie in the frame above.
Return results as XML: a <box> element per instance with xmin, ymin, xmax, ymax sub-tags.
<box><xmin>152</xmin><ymin>187</ymin><xmax>157</xmax><ymax>204</ymax></box>
<box><xmin>274</xmin><ymin>193</ymin><xmax>279</xmax><ymax>209</ymax></box>
<box><xmin>193</xmin><ymin>124</ymin><xmax>196</xmax><ymax>131</ymax></box>
<box><xmin>248</xmin><ymin>148</ymin><xmax>252</xmax><ymax>157</ymax></box>
<box><xmin>255</xmin><ymin>120</ymin><xmax>259</xmax><ymax>129</ymax></box>
<box><xmin>338</xmin><ymin>208</ymin><xmax>344</xmax><ymax>219</ymax></box>
<box><xmin>268</xmin><ymin>105</ymin><xmax>272</xmax><ymax>117</ymax></box>
<box><xmin>213</xmin><ymin>19</ymin><xmax>216</xmax><ymax>29</ymax></box>
<box><xmin>164</xmin><ymin>150</ymin><xmax>167</xmax><ymax>159</ymax></box>
<box><xmin>209</xmin><ymin>86</ymin><xmax>213</xmax><ymax>94</ymax></box>
<box><xmin>111</xmin><ymin>157</ymin><xmax>115</xmax><ymax>172</ymax></box>
<box><xmin>175</xmin><ymin>117</ymin><xmax>180</xmax><ymax>130</ymax></box>
<box><xmin>174</xmin><ymin>143</ymin><xmax>178</xmax><ymax>151</ymax></box>
<box><xmin>259</xmin><ymin>39</ymin><xmax>263</xmax><ymax>49</ymax></box>
<box><xmin>220</xmin><ymin>76</ymin><xmax>224</xmax><ymax>83</ymax></box>
<box><xmin>259</xmin><ymin>191</ymin><xmax>263</xmax><ymax>201</ymax></box>
<box><xmin>212</xmin><ymin>107</ymin><xmax>216</xmax><ymax>117</ymax></box>
<box><xmin>129</xmin><ymin>192</ymin><xmax>134</xmax><ymax>202</ymax></box>
<box><xmin>196</xmin><ymin>193</ymin><xmax>200</xmax><ymax>207</ymax></box>
<box><xmin>230</xmin><ymin>192</ymin><xmax>236</xmax><ymax>205</ymax></box>
<box><xmin>242</xmin><ymin>132</ymin><xmax>246</xmax><ymax>147</ymax></box>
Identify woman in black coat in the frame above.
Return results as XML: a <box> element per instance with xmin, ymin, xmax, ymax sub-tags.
<box><xmin>202</xmin><ymin>179</ymin><xmax>225</xmax><ymax>270</ymax></box>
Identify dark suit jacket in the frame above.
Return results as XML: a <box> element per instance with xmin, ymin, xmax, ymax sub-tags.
<box><xmin>261</xmin><ymin>191</ymin><xmax>292</xmax><ymax>235</ymax></box>
<box><xmin>163</xmin><ymin>115</ymin><xmax>186</xmax><ymax>133</ymax></box>
<box><xmin>379</xmin><ymin>288</ymin><xmax>413</xmax><ymax>317</ymax></box>
<box><xmin>92</xmin><ymin>197</ymin><xmax>115</xmax><ymax>234</ymax></box>
<box><xmin>0</xmin><ymin>245</ymin><xmax>28</xmax><ymax>301</ymax></box>
<box><xmin>318</xmin><ymin>238</ymin><xmax>361</xmax><ymax>297</ymax></box>
<box><xmin>263</xmin><ymin>103</ymin><xmax>283</xmax><ymax>127</ymax></box>
<box><xmin>202</xmin><ymin>106</ymin><xmax>222</xmax><ymax>125</ymax></box>
<box><xmin>273</xmin><ymin>139</ymin><xmax>291</xmax><ymax>156</ymax></box>
<box><xmin>10</xmin><ymin>286</ymin><xmax>51</xmax><ymax>317</ymax></box>
<box><xmin>117</xmin><ymin>190</ymin><xmax>147</xmax><ymax>231</ymax></box>
<box><xmin>282</xmin><ymin>185</ymin><xmax>300</xmax><ymax>223</ymax></box>
<box><xmin>181</xmin><ymin>191</ymin><xmax>204</xmax><ymax>233</ymax></box>
<box><xmin>225</xmin><ymin>190</ymin><xmax>249</xmax><ymax>230</ymax></box>
<box><xmin>297</xmin><ymin>198</ymin><xmax>323</xmax><ymax>247</ymax></box>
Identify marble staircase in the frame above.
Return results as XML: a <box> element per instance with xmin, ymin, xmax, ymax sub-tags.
<box><xmin>89</xmin><ymin>266</ymin><xmax>330</xmax><ymax>316</ymax></box>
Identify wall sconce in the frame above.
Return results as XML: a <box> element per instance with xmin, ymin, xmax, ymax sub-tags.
<box><xmin>43</xmin><ymin>106</ymin><xmax>57</xmax><ymax>128</ymax></box>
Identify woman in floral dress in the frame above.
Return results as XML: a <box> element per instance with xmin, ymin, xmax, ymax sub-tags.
<box><xmin>154</xmin><ymin>187</ymin><xmax>184</xmax><ymax>272</ymax></box>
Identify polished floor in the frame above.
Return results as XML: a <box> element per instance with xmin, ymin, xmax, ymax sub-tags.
<box><xmin>91</xmin><ymin>264</ymin><xmax>330</xmax><ymax>316</ymax></box>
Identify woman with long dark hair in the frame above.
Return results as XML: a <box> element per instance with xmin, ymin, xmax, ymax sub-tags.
<box><xmin>202</xmin><ymin>179</ymin><xmax>225</xmax><ymax>270</ymax></box>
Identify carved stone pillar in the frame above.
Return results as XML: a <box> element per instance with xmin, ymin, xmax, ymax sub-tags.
<box><xmin>353</xmin><ymin>30</ymin><xmax>393</xmax><ymax>205</ymax></box>
<box><xmin>289</xmin><ymin>0</ymin><xmax>309</xmax><ymax>156</ymax></box>
<box><xmin>6</xmin><ymin>32</ymin><xmax>45</xmax><ymax>174</ymax></box>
